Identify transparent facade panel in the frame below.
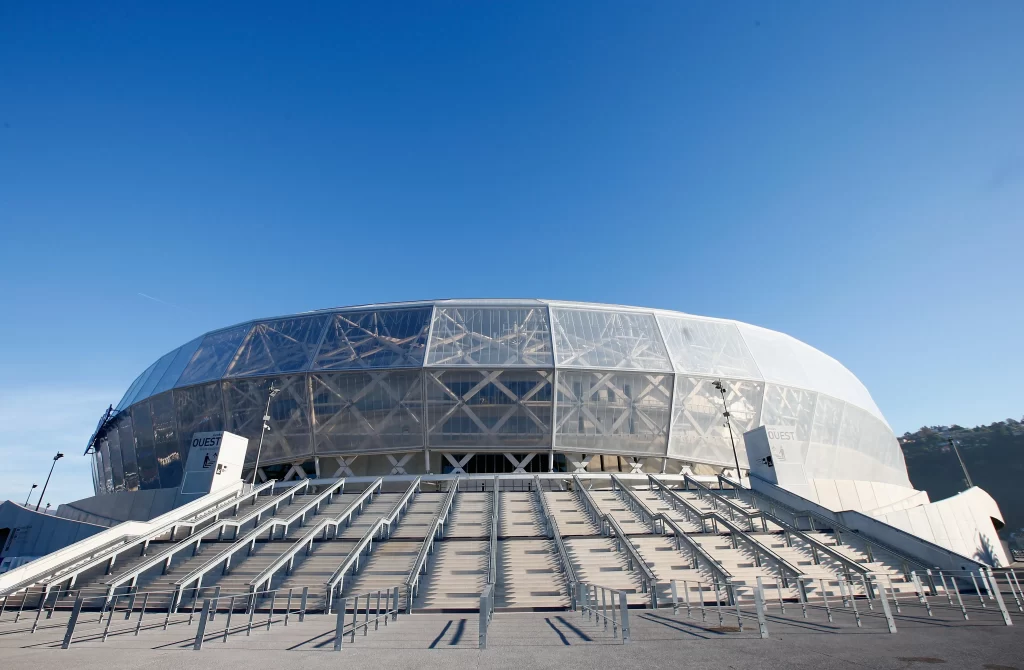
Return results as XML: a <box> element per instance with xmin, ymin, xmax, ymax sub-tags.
<box><xmin>105</xmin><ymin>433</ymin><xmax>125</xmax><ymax>492</ymax></box>
<box><xmin>555</xmin><ymin>371</ymin><xmax>671</xmax><ymax>455</ymax></box>
<box><xmin>223</xmin><ymin>374</ymin><xmax>312</xmax><ymax>466</ymax></box>
<box><xmin>116</xmin><ymin>369</ymin><xmax>149</xmax><ymax>411</ymax></box>
<box><xmin>426</xmin><ymin>369</ymin><xmax>553</xmax><ymax>447</ymax></box>
<box><xmin>174</xmin><ymin>382</ymin><xmax>225</xmax><ymax>465</ymax></box>
<box><xmin>657</xmin><ymin>315</ymin><xmax>762</xmax><ymax>380</ymax></box>
<box><xmin>313</xmin><ymin>308</ymin><xmax>431</xmax><ymax>370</ymax></box>
<box><xmin>176</xmin><ymin>323</ymin><xmax>252</xmax><ymax>387</ymax></box>
<box><xmin>668</xmin><ymin>376</ymin><xmax>762</xmax><ymax>467</ymax></box>
<box><xmin>120</xmin><ymin>359</ymin><xmax>161</xmax><ymax>409</ymax></box>
<box><xmin>312</xmin><ymin>370</ymin><xmax>424</xmax><ymax>454</ymax></box>
<box><xmin>426</xmin><ymin>306</ymin><xmax>553</xmax><ymax>366</ymax></box>
<box><xmin>150</xmin><ymin>336</ymin><xmax>203</xmax><ymax>396</ymax></box>
<box><xmin>130</xmin><ymin>400</ymin><xmax>162</xmax><ymax>490</ymax></box>
<box><xmin>90</xmin><ymin>449</ymin><xmax>101</xmax><ymax>495</ymax></box>
<box><xmin>551</xmin><ymin>308</ymin><xmax>672</xmax><ymax>371</ymax></box>
<box><xmin>116</xmin><ymin>415</ymin><xmax>140</xmax><ymax>492</ymax></box>
<box><xmin>150</xmin><ymin>391</ymin><xmax>183</xmax><ymax>489</ymax></box>
<box><xmin>99</xmin><ymin>439</ymin><xmax>114</xmax><ymax>495</ymax></box>
<box><xmin>226</xmin><ymin>315</ymin><xmax>330</xmax><ymax>377</ymax></box>
<box><xmin>809</xmin><ymin>393</ymin><xmax>845</xmax><ymax>447</ymax></box>
<box><xmin>760</xmin><ymin>384</ymin><xmax>818</xmax><ymax>464</ymax></box>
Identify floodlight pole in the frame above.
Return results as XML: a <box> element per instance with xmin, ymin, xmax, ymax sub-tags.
<box><xmin>713</xmin><ymin>380</ymin><xmax>742</xmax><ymax>481</ymax></box>
<box><xmin>24</xmin><ymin>483</ymin><xmax>37</xmax><ymax>506</ymax></box>
<box><xmin>948</xmin><ymin>438</ymin><xmax>974</xmax><ymax>489</ymax></box>
<box><xmin>35</xmin><ymin>452</ymin><xmax>64</xmax><ymax>512</ymax></box>
<box><xmin>251</xmin><ymin>386</ymin><xmax>280</xmax><ymax>488</ymax></box>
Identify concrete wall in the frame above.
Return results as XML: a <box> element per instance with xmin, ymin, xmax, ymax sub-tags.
<box><xmin>0</xmin><ymin>502</ymin><xmax>107</xmax><ymax>567</ymax></box>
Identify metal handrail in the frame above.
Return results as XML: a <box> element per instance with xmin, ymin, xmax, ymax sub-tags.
<box><xmin>249</xmin><ymin>479</ymin><xmax>385</xmax><ymax>594</ymax></box>
<box><xmin>660</xmin><ymin>514</ymin><xmax>734</xmax><ymax>585</ymax></box>
<box><xmin>716</xmin><ymin>474</ymin><xmax>937</xmax><ymax>575</ymax></box>
<box><xmin>487</xmin><ymin>476</ymin><xmax>499</xmax><ymax>586</ymax></box>
<box><xmin>406</xmin><ymin>478</ymin><xmax>460</xmax><ymax>609</ymax></box>
<box><xmin>533</xmin><ymin>476</ymin><xmax>577</xmax><ymax>587</ymax></box>
<box><xmin>324</xmin><ymin>479</ymin><xmax>421</xmax><ymax>611</ymax></box>
<box><xmin>13</xmin><ymin>484</ymin><xmax>276</xmax><ymax>598</ymax></box>
<box><xmin>682</xmin><ymin>474</ymin><xmax>767</xmax><ymax>531</ymax></box>
<box><xmin>206</xmin><ymin>479</ymin><xmax>311</xmax><ymax>539</ymax></box>
<box><xmin>181</xmin><ymin>479</ymin><xmax>278</xmax><ymax>525</ymax></box>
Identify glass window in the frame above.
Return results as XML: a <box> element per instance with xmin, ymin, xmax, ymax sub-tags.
<box><xmin>226</xmin><ymin>315</ymin><xmax>330</xmax><ymax>377</ymax></box>
<box><xmin>174</xmin><ymin>382</ymin><xmax>225</xmax><ymax>467</ymax></box>
<box><xmin>130</xmin><ymin>400</ymin><xmax>162</xmax><ymax>490</ymax></box>
<box><xmin>426</xmin><ymin>369</ymin><xmax>553</xmax><ymax>447</ymax></box>
<box><xmin>312</xmin><ymin>308</ymin><xmax>431</xmax><ymax>370</ymax></box>
<box><xmin>176</xmin><ymin>323</ymin><xmax>252</xmax><ymax>387</ymax></box>
<box><xmin>657</xmin><ymin>315</ymin><xmax>762</xmax><ymax>380</ymax></box>
<box><xmin>115</xmin><ymin>415</ymin><xmax>140</xmax><ymax>491</ymax></box>
<box><xmin>151</xmin><ymin>336</ymin><xmax>204</xmax><ymax>396</ymax></box>
<box><xmin>312</xmin><ymin>370</ymin><xmax>424</xmax><ymax>454</ymax></box>
<box><xmin>555</xmin><ymin>371</ymin><xmax>671</xmax><ymax>455</ymax></box>
<box><xmin>667</xmin><ymin>376</ymin><xmax>762</xmax><ymax>467</ymax></box>
<box><xmin>426</xmin><ymin>306</ymin><xmax>554</xmax><ymax>366</ymax></box>
<box><xmin>551</xmin><ymin>308</ymin><xmax>672</xmax><ymax>371</ymax></box>
<box><xmin>150</xmin><ymin>392</ymin><xmax>183</xmax><ymax>489</ymax></box>
<box><xmin>223</xmin><ymin>374</ymin><xmax>312</xmax><ymax>466</ymax></box>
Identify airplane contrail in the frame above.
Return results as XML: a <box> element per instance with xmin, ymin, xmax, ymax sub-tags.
<box><xmin>138</xmin><ymin>292</ymin><xmax>194</xmax><ymax>313</ymax></box>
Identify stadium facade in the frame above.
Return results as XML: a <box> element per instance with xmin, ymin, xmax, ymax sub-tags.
<box><xmin>88</xmin><ymin>299</ymin><xmax>910</xmax><ymax>495</ymax></box>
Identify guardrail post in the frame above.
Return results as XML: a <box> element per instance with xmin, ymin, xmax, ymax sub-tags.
<box><xmin>479</xmin><ymin>592</ymin><xmax>488</xmax><ymax>649</ymax></box>
<box><xmin>333</xmin><ymin>597</ymin><xmax>347</xmax><ymax>651</ymax></box>
<box><xmin>618</xmin><ymin>590</ymin><xmax>630</xmax><ymax>642</ymax></box>
<box><xmin>193</xmin><ymin>599</ymin><xmax>211</xmax><ymax>651</ymax></box>
<box><xmin>134</xmin><ymin>593</ymin><xmax>149</xmax><ymax>635</ymax></box>
<box><xmin>754</xmin><ymin>577</ymin><xmax>769</xmax><ymax>639</ymax></box>
<box><xmin>210</xmin><ymin>586</ymin><xmax>220</xmax><ymax>621</ymax></box>
<box><xmin>299</xmin><ymin>586</ymin><xmax>308</xmax><ymax>622</ymax></box>
<box><xmin>985</xmin><ymin>568</ymin><xmax>1013</xmax><ymax>626</ymax></box>
<box><xmin>61</xmin><ymin>595</ymin><xmax>85</xmax><ymax>650</ymax></box>
<box><xmin>874</xmin><ymin>578</ymin><xmax>897</xmax><ymax>634</ymax></box>
<box><xmin>670</xmin><ymin>580</ymin><xmax>679</xmax><ymax>615</ymax></box>
<box><xmin>392</xmin><ymin>586</ymin><xmax>400</xmax><ymax>621</ymax></box>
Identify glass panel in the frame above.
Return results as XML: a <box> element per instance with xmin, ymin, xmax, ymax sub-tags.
<box><xmin>223</xmin><ymin>374</ymin><xmax>312</xmax><ymax>466</ymax></box>
<box><xmin>99</xmin><ymin>439</ymin><xmax>114</xmax><ymax>494</ymax></box>
<box><xmin>551</xmin><ymin>308</ymin><xmax>672</xmax><ymax>371</ymax></box>
<box><xmin>312</xmin><ymin>308</ymin><xmax>431</xmax><ymax>370</ymax></box>
<box><xmin>150</xmin><ymin>392</ymin><xmax>183</xmax><ymax>489</ymax></box>
<box><xmin>226</xmin><ymin>315</ymin><xmax>330</xmax><ymax>377</ymax></box>
<box><xmin>312</xmin><ymin>370</ymin><xmax>424</xmax><ymax>454</ymax></box>
<box><xmin>426</xmin><ymin>306</ymin><xmax>553</xmax><ymax>366</ymax></box>
<box><xmin>426</xmin><ymin>369</ymin><xmax>553</xmax><ymax>447</ymax></box>
<box><xmin>760</xmin><ymin>384</ymin><xmax>817</xmax><ymax>465</ymax></box>
<box><xmin>554</xmin><ymin>371</ymin><xmax>671</xmax><ymax>455</ymax></box>
<box><xmin>116</xmin><ymin>369</ymin><xmax>149</xmax><ymax>411</ymax></box>
<box><xmin>176</xmin><ymin>323</ymin><xmax>252</xmax><ymax>387</ymax></box>
<box><xmin>133</xmin><ymin>350</ymin><xmax>178</xmax><ymax>404</ymax></box>
<box><xmin>810</xmin><ymin>393</ymin><xmax>845</xmax><ymax>447</ymax></box>
<box><xmin>130</xmin><ymin>400</ymin><xmax>162</xmax><ymax>490</ymax></box>
<box><xmin>151</xmin><ymin>336</ymin><xmax>203</xmax><ymax>396</ymax></box>
<box><xmin>90</xmin><ymin>449</ymin><xmax>101</xmax><ymax>495</ymax></box>
<box><xmin>174</xmin><ymin>383</ymin><xmax>225</xmax><ymax>467</ymax></box>
<box><xmin>104</xmin><ymin>433</ymin><xmax>125</xmax><ymax>493</ymax></box>
<box><xmin>116</xmin><ymin>415</ymin><xmax>139</xmax><ymax>491</ymax></box>
<box><xmin>668</xmin><ymin>376</ymin><xmax>762</xmax><ymax>467</ymax></box>
<box><xmin>120</xmin><ymin>359</ymin><xmax>160</xmax><ymax>409</ymax></box>
<box><xmin>657</xmin><ymin>315</ymin><xmax>762</xmax><ymax>380</ymax></box>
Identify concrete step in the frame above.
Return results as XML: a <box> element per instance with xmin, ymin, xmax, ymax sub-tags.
<box><xmin>497</xmin><ymin>538</ymin><xmax>568</xmax><ymax>609</ymax></box>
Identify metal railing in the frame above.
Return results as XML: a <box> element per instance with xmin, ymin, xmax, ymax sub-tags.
<box><xmin>572</xmin><ymin>475</ymin><xmax>657</xmax><ymax>607</ymax></box>
<box><xmin>406</xmin><ymin>477</ymin><xmax>460</xmax><ymax>611</ymax></box>
<box><xmin>715</xmin><ymin>474</ymin><xmax>933</xmax><ymax>578</ymax></box>
<box><xmin>683</xmin><ymin>474</ymin><xmax>768</xmax><ymax>532</ymax></box>
<box><xmin>533</xmin><ymin>476</ymin><xmax>577</xmax><ymax>605</ymax></box>
<box><xmin>331</xmin><ymin>585</ymin><xmax>405</xmax><ymax>651</ymax></box>
<box><xmin>248</xmin><ymin>479</ymin><xmax>385</xmax><ymax>595</ymax></box>
<box><xmin>324</xmin><ymin>479</ymin><xmax>421</xmax><ymax>612</ymax></box>
<box><xmin>575</xmin><ymin>581</ymin><xmax>630</xmax><ymax>642</ymax></box>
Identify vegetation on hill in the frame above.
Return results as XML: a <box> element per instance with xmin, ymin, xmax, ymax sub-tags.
<box><xmin>899</xmin><ymin>418</ymin><xmax>1024</xmax><ymax>542</ymax></box>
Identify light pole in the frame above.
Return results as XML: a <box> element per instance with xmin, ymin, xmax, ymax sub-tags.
<box><xmin>251</xmin><ymin>386</ymin><xmax>280</xmax><ymax>488</ymax></box>
<box><xmin>711</xmin><ymin>380</ymin><xmax>743</xmax><ymax>481</ymax></box>
<box><xmin>35</xmin><ymin>452</ymin><xmax>64</xmax><ymax>512</ymax></box>
<box><xmin>24</xmin><ymin>483</ymin><xmax>37</xmax><ymax>506</ymax></box>
<box><xmin>948</xmin><ymin>438</ymin><xmax>974</xmax><ymax>489</ymax></box>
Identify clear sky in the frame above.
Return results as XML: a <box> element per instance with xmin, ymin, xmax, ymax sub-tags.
<box><xmin>1</xmin><ymin>2</ymin><xmax>1022</xmax><ymax>506</ymax></box>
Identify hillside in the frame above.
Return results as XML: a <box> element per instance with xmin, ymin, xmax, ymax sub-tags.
<box><xmin>899</xmin><ymin>418</ymin><xmax>1024</xmax><ymax>539</ymax></box>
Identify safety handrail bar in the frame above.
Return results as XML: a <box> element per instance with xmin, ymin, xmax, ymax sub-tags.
<box><xmin>21</xmin><ymin>484</ymin><xmax>274</xmax><ymax>597</ymax></box>
<box><xmin>99</xmin><ymin>482</ymin><xmax>312</xmax><ymax>596</ymax></box>
<box><xmin>406</xmin><ymin>478</ymin><xmax>460</xmax><ymax>606</ymax></box>
<box><xmin>571</xmin><ymin>475</ymin><xmax>605</xmax><ymax>531</ymax></box>
<box><xmin>571</xmin><ymin>476</ymin><xmax>656</xmax><ymax>589</ymax></box>
<box><xmin>488</xmin><ymin>476</ymin><xmax>499</xmax><ymax>586</ymax></box>
<box><xmin>171</xmin><ymin>479</ymin><xmax>348</xmax><ymax>604</ymax></box>
<box><xmin>248</xmin><ymin>479</ymin><xmax>385</xmax><ymax>593</ymax></box>
<box><xmin>533</xmin><ymin>476</ymin><xmax>577</xmax><ymax>587</ymax></box>
<box><xmin>610</xmin><ymin>474</ymin><xmax>663</xmax><ymax>529</ymax></box>
<box><xmin>323</xmin><ymin>479</ymin><xmax>421</xmax><ymax>611</ymax></box>
<box><xmin>659</xmin><ymin>514</ymin><xmax>734</xmax><ymax>585</ymax></box>
<box><xmin>716</xmin><ymin>474</ymin><xmax>936</xmax><ymax>574</ymax></box>
<box><xmin>682</xmin><ymin>474</ymin><xmax>767</xmax><ymax>531</ymax></box>
<box><xmin>180</xmin><ymin>479</ymin><xmax>278</xmax><ymax>525</ymax></box>
<box><xmin>381</xmin><ymin>477</ymin><xmax>422</xmax><ymax>538</ymax></box>
<box><xmin>190</xmin><ymin>479</ymin><xmax>311</xmax><ymax>541</ymax></box>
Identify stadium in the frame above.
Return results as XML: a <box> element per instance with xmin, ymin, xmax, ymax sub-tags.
<box><xmin>0</xmin><ymin>300</ymin><xmax>1018</xmax><ymax>655</ymax></box>
<box><xmin>87</xmin><ymin>299</ymin><xmax>908</xmax><ymax>493</ymax></box>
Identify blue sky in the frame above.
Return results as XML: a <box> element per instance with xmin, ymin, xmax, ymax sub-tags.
<box><xmin>1</xmin><ymin>2</ymin><xmax>1022</xmax><ymax>505</ymax></box>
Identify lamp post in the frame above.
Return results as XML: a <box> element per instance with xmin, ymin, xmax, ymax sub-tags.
<box><xmin>251</xmin><ymin>386</ymin><xmax>280</xmax><ymax>488</ymax></box>
<box><xmin>35</xmin><ymin>452</ymin><xmax>64</xmax><ymax>512</ymax></box>
<box><xmin>24</xmin><ymin>483</ymin><xmax>37</xmax><ymax>506</ymax></box>
<box><xmin>948</xmin><ymin>438</ymin><xmax>974</xmax><ymax>489</ymax></box>
<box><xmin>711</xmin><ymin>380</ymin><xmax>743</xmax><ymax>481</ymax></box>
